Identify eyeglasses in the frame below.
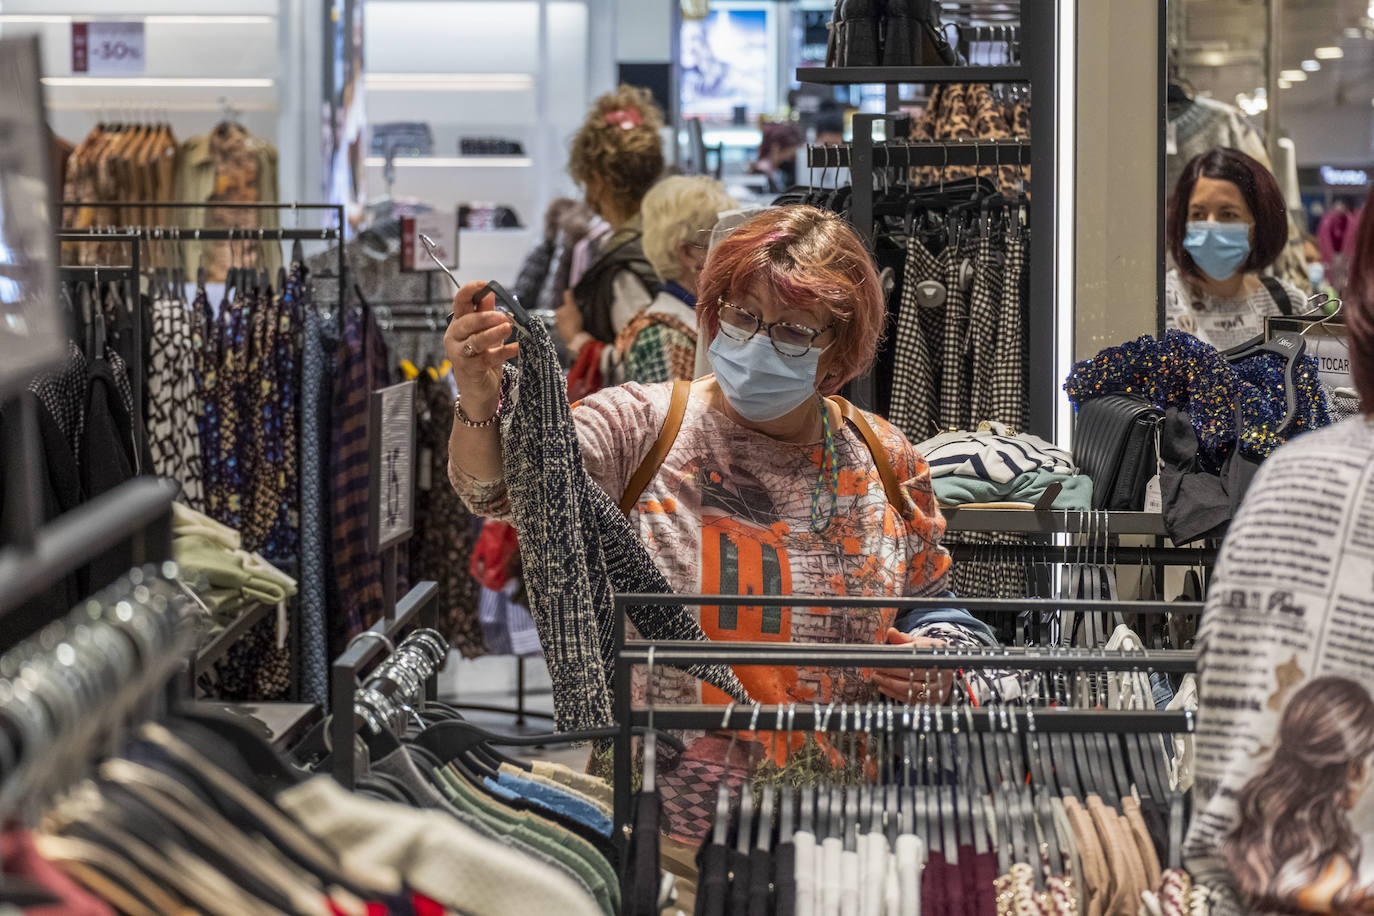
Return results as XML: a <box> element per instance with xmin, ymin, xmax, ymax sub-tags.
<box><xmin>717</xmin><ymin>301</ymin><xmax>833</xmax><ymax>357</ymax></box>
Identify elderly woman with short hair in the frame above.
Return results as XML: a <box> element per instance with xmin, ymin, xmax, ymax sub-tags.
<box><xmin>444</xmin><ymin>205</ymin><xmax>993</xmax><ymax>845</ymax></box>
<box><xmin>606</xmin><ymin>175</ymin><xmax>737</xmax><ymax>383</ymax></box>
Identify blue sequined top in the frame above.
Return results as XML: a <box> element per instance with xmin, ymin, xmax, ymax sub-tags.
<box><xmin>1065</xmin><ymin>330</ymin><xmax>1331</xmax><ymax>470</ymax></box>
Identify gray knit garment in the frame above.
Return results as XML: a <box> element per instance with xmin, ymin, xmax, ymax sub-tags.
<box><xmin>502</xmin><ymin>315</ymin><xmax>747</xmax><ymax>731</ymax></box>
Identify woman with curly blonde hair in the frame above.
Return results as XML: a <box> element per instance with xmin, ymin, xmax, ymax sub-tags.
<box><xmin>556</xmin><ymin>85</ymin><xmax>666</xmax><ymax>361</ymax></box>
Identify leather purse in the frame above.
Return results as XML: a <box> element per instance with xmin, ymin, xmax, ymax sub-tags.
<box><xmin>1073</xmin><ymin>394</ymin><xmax>1165</xmax><ymax>511</ymax></box>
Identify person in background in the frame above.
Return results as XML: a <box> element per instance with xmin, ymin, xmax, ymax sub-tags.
<box><xmin>1165</xmin><ymin>147</ymin><xmax>1306</xmax><ymax>349</ymax></box>
<box><xmin>1301</xmin><ymin>231</ymin><xmax>1337</xmax><ymax>304</ymax></box>
<box><xmin>609</xmin><ymin>176</ymin><xmax>737</xmax><ymax>384</ymax></box>
<box><xmin>748</xmin><ymin>122</ymin><xmax>802</xmax><ymax>192</ymax></box>
<box><xmin>813</xmin><ymin>98</ymin><xmax>847</xmax><ymax>147</ymax></box>
<box><xmin>556</xmin><ymin>84</ymin><xmax>664</xmax><ymax>352</ymax></box>
<box><xmin>1184</xmin><ymin>191</ymin><xmax>1374</xmax><ymax>914</ymax></box>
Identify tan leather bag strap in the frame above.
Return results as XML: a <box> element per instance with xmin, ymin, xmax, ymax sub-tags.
<box><xmin>828</xmin><ymin>396</ymin><xmax>910</xmax><ymax>515</ymax></box>
<box><xmin>620</xmin><ymin>380</ymin><xmax>692</xmax><ymax>516</ymax></box>
<box><xmin>619</xmin><ymin>385</ymin><xmax>910</xmax><ymax>516</ymax></box>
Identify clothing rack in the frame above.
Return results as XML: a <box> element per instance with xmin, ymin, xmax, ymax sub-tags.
<box><xmin>610</xmin><ymin>592</ymin><xmax>1199</xmax><ymax>850</ymax></box>
<box><xmin>328</xmin><ymin>580</ymin><xmax>440</xmax><ymax>789</ymax></box>
<box><xmin>56</xmin><ymin>231</ymin><xmax>144</xmax><ymax>455</ymax></box>
<box><xmin>795</xmin><ymin>8</ymin><xmax>1058</xmax><ymax>436</ymax></box>
<box><xmin>58</xmin><ymin>201</ymin><xmax>347</xmax><ymax>301</ymax></box>
<box><xmin>947</xmin><ymin>543</ymin><xmax>1216</xmax><ymax>566</ymax></box>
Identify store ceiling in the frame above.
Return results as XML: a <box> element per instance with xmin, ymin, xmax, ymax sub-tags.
<box><xmin>1173</xmin><ymin>0</ymin><xmax>1374</xmax><ymax>112</ymax></box>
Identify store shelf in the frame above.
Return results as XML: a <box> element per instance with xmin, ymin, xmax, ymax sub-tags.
<box><xmin>194</xmin><ymin>602</ymin><xmax>272</xmax><ymax>679</ymax></box>
<box><xmin>796</xmin><ymin>65</ymin><xmax>1029</xmax><ymax>85</ymax></box>
<box><xmin>196</xmin><ymin>701</ymin><xmax>322</xmax><ymax>751</ymax></box>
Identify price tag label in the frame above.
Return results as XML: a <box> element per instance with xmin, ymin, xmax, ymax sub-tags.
<box><xmin>368</xmin><ymin>381</ymin><xmax>417</xmax><ymax>552</ymax></box>
<box><xmin>72</xmin><ymin>22</ymin><xmax>145</xmax><ymax>75</ymax></box>
<box><xmin>400</xmin><ymin>210</ymin><xmax>459</xmax><ymax>273</ymax></box>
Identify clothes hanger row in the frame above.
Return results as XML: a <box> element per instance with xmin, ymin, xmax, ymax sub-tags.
<box><xmin>672</xmin><ymin>688</ymin><xmax>1188</xmax><ymax>896</ymax></box>
<box><xmin>0</xmin><ymin>563</ymin><xmax>197</xmax><ymax>823</ymax></box>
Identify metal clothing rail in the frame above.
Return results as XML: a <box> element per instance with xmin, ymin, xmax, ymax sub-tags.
<box><xmin>942</xmin><ymin>508</ymin><xmax>1176</xmax><ymax>537</ymax></box>
<box><xmin>807</xmin><ymin>137</ymin><xmax>1031</xmax><ymax>169</ymax></box>
<box><xmin>614</xmin><ymin>593</ymin><xmax>1202</xmax><ymax>617</ymax></box>
<box><xmin>329</xmin><ymin>580</ymin><xmax>439</xmax><ymax>789</ymax></box>
<box><xmin>58</xmin><ymin>201</ymin><xmax>347</xmax><ymax>307</ymax></box>
<box><xmin>616</xmin><ymin>640</ymin><xmax>1199</xmax><ymax>673</ymax></box>
<box><xmin>628</xmin><ymin>706</ymin><xmax>1192</xmax><ymax>735</ymax></box>
<box><xmin>947</xmin><ymin>543</ymin><xmax>1217</xmax><ymax>566</ymax></box>
<box><xmin>0</xmin><ymin>477</ymin><xmax>178</xmax><ymax>618</ymax></box>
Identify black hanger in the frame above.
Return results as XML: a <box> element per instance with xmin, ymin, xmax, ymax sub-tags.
<box><xmin>1223</xmin><ymin>331</ymin><xmax>1306</xmax><ymax>437</ymax></box>
<box><xmin>167</xmin><ymin>708</ymin><xmax>306</xmax><ymax>792</ymax></box>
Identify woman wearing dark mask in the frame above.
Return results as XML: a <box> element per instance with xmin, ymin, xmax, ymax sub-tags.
<box><xmin>443</xmin><ymin>207</ymin><xmax>998</xmax><ymax>847</ymax></box>
<box><xmin>1165</xmin><ymin>147</ymin><xmax>1305</xmax><ymax>349</ymax></box>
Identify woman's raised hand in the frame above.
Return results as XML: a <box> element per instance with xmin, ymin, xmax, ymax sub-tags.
<box><xmin>444</xmin><ymin>281</ymin><xmax>519</xmax><ymax>415</ymax></box>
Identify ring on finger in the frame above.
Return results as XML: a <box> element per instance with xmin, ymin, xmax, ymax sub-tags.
<box><xmin>462</xmin><ymin>341</ymin><xmax>477</xmax><ymax>358</ymax></box>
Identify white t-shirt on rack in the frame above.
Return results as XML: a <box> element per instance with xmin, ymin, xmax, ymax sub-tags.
<box><xmin>1163</xmin><ymin>268</ymin><xmax>1305</xmax><ymax>350</ymax></box>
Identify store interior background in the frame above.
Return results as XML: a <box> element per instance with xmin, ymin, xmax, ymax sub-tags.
<box><xmin>11</xmin><ymin>0</ymin><xmax>1373</xmax><ymax>723</ymax></box>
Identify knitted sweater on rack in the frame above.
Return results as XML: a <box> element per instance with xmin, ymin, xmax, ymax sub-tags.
<box><xmin>499</xmin><ymin>314</ymin><xmax>745</xmax><ymax>731</ymax></box>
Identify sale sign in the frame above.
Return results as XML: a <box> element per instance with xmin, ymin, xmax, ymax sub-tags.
<box><xmin>72</xmin><ymin>22</ymin><xmax>145</xmax><ymax>75</ymax></box>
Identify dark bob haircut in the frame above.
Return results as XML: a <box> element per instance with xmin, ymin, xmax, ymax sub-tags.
<box><xmin>1342</xmin><ymin>190</ymin><xmax>1374</xmax><ymax>411</ymax></box>
<box><xmin>1166</xmin><ymin>147</ymin><xmax>1289</xmax><ymax>280</ymax></box>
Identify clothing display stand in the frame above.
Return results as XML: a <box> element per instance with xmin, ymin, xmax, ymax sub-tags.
<box><xmin>796</xmin><ymin>7</ymin><xmax>1058</xmax><ymax>431</ymax></box>
<box><xmin>325</xmin><ymin>580</ymin><xmax>441</xmax><ymax>790</ymax></box>
<box><xmin>58</xmin><ymin>200</ymin><xmax>347</xmax><ymax>304</ymax></box>
<box><xmin>610</xmin><ymin>591</ymin><xmax>1201</xmax><ymax>861</ymax></box>
<box><xmin>62</xmin><ymin>207</ymin><xmax>344</xmax><ymax>706</ymax></box>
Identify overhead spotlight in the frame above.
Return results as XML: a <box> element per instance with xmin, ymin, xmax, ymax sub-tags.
<box><xmin>1346</xmin><ymin>27</ymin><xmax>1364</xmax><ymax>37</ymax></box>
<box><xmin>1279</xmin><ymin>69</ymin><xmax>1308</xmax><ymax>81</ymax></box>
<box><xmin>1315</xmin><ymin>46</ymin><xmax>1344</xmax><ymax>59</ymax></box>
<box><xmin>1301</xmin><ymin>59</ymin><xmax>1320</xmax><ymax>71</ymax></box>
<box><xmin>1278</xmin><ymin>78</ymin><xmax>1292</xmax><ymax>89</ymax></box>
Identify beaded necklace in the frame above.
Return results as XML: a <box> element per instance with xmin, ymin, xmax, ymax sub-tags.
<box><xmin>810</xmin><ymin>397</ymin><xmax>840</xmax><ymax>532</ymax></box>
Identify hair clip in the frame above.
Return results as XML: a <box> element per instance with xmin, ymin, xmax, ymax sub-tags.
<box><xmin>604</xmin><ymin>108</ymin><xmax>643</xmax><ymax>130</ymax></box>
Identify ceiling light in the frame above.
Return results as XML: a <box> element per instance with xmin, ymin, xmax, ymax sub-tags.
<box><xmin>1315</xmin><ymin>46</ymin><xmax>1344</xmax><ymax>59</ymax></box>
<box><xmin>1254</xmin><ymin>87</ymin><xmax>1267</xmax><ymax>98</ymax></box>
<box><xmin>1280</xmin><ymin>69</ymin><xmax>1307</xmax><ymax>81</ymax></box>
<box><xmin>1346</xmin><ymin>27</ymin><xmax>1364</xmax><ymax>37</ymax></box>
<box><xmin>1278</xmin><ymin>78</ymin><xmax>1292</xmax><ymax>89</ymax></box>
<box><xmin>1301</xmin><ymin>59</ymin><xmax>1320</xmax><ymax>71</ymax></box>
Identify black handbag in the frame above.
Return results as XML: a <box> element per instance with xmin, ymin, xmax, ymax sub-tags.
<box><xmin>1073</xmin><ymin>394</ymin><xmax>1165</xmax><ymax>510</ymax></box>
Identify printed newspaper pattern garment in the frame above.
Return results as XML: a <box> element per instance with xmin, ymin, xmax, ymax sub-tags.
<box><xmin>1185</xmin><ymin>416</ymin><xmax>1374</xmax><ymax>916</ymax></box>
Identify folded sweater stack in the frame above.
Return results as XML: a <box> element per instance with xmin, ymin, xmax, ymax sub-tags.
<box><xmin>172</xmin><ymin>503</ymin><xmax>297</xmax><ymax>629</ymax></box>
<box><xmin>918</xmin><ymin>422</ymin><xmax>1093</xmax><ymax>510</ymax></box>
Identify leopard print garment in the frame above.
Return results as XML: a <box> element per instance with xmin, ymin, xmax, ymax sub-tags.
<box><xmin>909</xmin><ymin>83</ymin><xmax>1028</xmax><ymax>194</ymax></box>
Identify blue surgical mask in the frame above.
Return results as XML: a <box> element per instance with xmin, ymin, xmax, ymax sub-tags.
<box><xmin>1183</xmin><ymin>221</ymin><xmax>1252</xmax><ymax>282</ymax></box>
<box><xmin>707</xmin><ymin>331</ymin><xmax>822</xmax><ymax>422</ymax></box>
<box><xmin>1307</xmin><ymin>261</ymin><xmax>1326</xmax><ymax>289</ymax></box>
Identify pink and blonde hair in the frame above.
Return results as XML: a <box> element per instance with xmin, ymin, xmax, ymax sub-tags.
<box><xmin>697</xmin><ymin>206</ymin><xmax>884</xmax><ymax>394</ymax></box>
